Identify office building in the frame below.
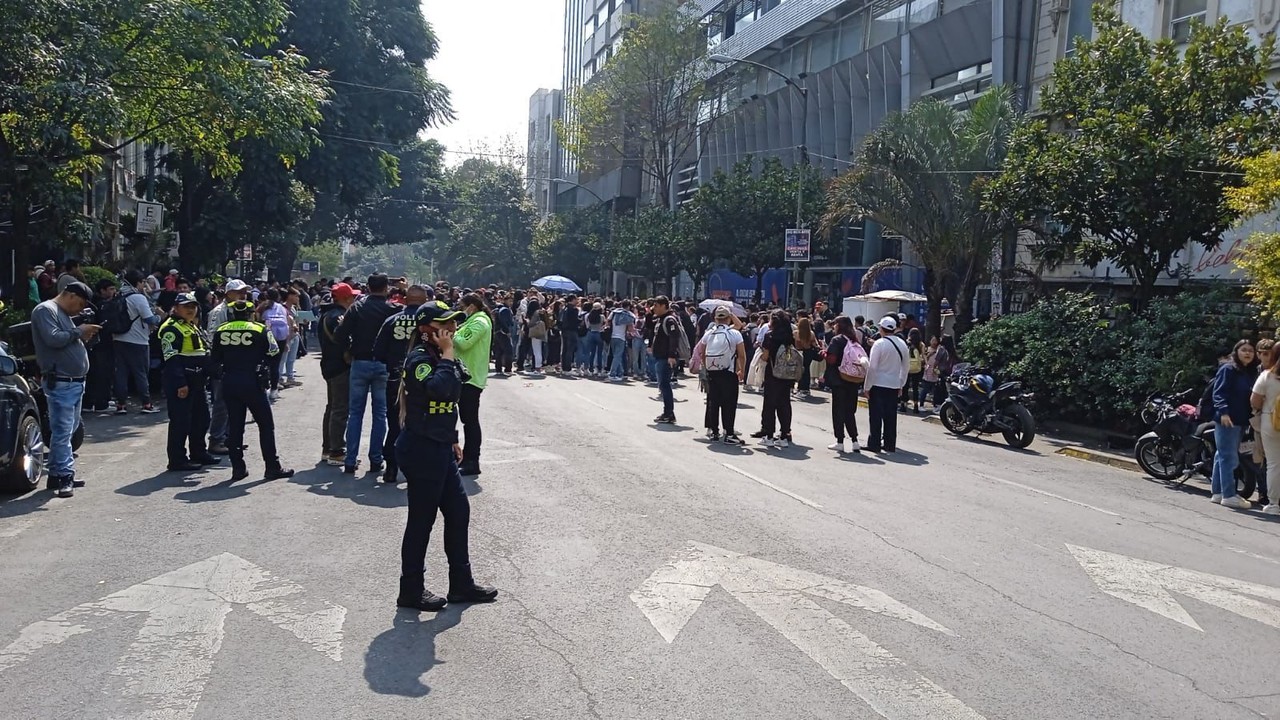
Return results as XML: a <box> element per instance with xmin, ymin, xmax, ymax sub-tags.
<box><xmin>527</xmin><ymin>88</ymin><xmax>563</xmax><ymax>217</ymax></box>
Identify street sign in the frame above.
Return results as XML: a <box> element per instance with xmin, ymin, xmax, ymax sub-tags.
<box><xmin>136</xmin><ymin>201</ymin><xmax>163</xmax><ymax>234</ymax></box>
<box><xmin>167</xmin><ymin>231</ymin><xmax>180</xmax><ymax>259</ymax></box>
<box><xmin>1068</xmin><ymin>544</ymin><xmax>1280</xmax><ymax>632</ymax></box>
<box><xmin>239</xmin><ymin>244</ymin><xmax>253</xmax><ymax>260</ymax></box>
<box><xmin>0</xmin><ymin>553</ymin><xmax>346</xmax><ymax>719</ymax></box>
<box><xmin>632</xmin><ymin>542</ymin><xmax>986</xmax><ymax>719</ymax></box>
<box><xmin>784</xmin><ymin>228</ymin><xmax>811</xmax><ymax>263</ymax></box>
<box><xmin>299</xmin><ymin>261</ymin><xmax>319</xmax><ymax>273</ymax></box>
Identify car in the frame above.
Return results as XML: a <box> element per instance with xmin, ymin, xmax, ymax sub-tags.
<box><xmin>0</xmin><ymin>344</ymin><xmax>47</xmax><ymax>492</ymax></box>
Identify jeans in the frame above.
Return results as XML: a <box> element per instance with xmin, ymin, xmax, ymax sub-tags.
<box><xmin>561</xmin><ymin>333</ymin><xmax>578</xmax><ymax>372</ymax></box>
<box><xmin>585</xmin><ymin>331</ymin><xmax>605</xmax><ymax>372</ymax></box>
<box><xmin>867</xmin><ymin>386</ymin><xmax>900</xmax><ymax>451</ymax></box>
<box><xmin>575</xmin><ymin>334</ymin><xmax>589</xmax><ymax>368</ymax></box>
<box><xmin>704</xmin><ymin>369</ymin><xmax>739</xmax><ymax>434</ymax></box>
<box><xmin>397</xmin><ymin>436</ymin><xmax>473</xmax><ymax>597</ymax></box>
<box><xmin>630</xmin><ymin>338</ymin><xmax>646</xmax><ymax>377</ymax></box>
<box><xmin>609</xmin><ymin>337</ymin><xmax>628</xmax><ymax>378</ymax></box>
<box><xmin>656</xmin><ymin>358</ymin><xmax>675</xmax><ymax>417</ymax></box>
<box><xmin>647</xmin><ymin>352</ymin><xmax>659</xmax><ymax>382</ymax></box>
<box><xmin>323</xmin><ymin>370</ymin><xmax>350</xmax><ymax>455</ymax></box>
<box><xmin>1211</xmin><ymin>422</ymin><xmax>1243</xmax><ymax>499</ymax></box>
<box><xmin>44</xmin><ymin>379</ymin><xmax>84</xmax><ymax>479</ymax></box>
<box><xmin>113</xmin><ymin>340</ymin><xmax>150</xmax><ymax>405</ymax></box>
<box><xmin>345</xmin><ymin>360</ymin><xmax>389</xmax><ymax>468</ymax></box>
<box><xmin>280</xmin><ymin>335</ymin><xmax>299</xmax><ymax>382</ymax></box>
<box><xmin>830</xmin><ymin>381</ymin><xmax>860</xmax><ymax>442</ymax></box>
<box><xmin>460</xmin><ymin>384</ymin><xmax>483</xmax><ymax>466</ymax></box>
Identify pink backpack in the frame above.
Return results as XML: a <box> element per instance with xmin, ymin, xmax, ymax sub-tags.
<box><xmin>838</xmin><ymin>335</ymin><xmax>868</xmax><ymax>382</ymax></box>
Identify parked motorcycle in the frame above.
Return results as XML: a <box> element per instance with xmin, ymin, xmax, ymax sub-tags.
<box><xmin>1133</xmin><ymin>377</ymin><xmax>1259</xmax><ymax>499</ymax></box>
<box><xmin>938</xmin><ymin>363</ymin><xmax>1037</xmax><ymax>448</ymax></box>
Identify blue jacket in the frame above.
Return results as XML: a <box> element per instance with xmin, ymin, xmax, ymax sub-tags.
<box><xmin>1212</xmin><ymin>362</ymin><xmax>1257</xmax><ymax>426</ymax></box>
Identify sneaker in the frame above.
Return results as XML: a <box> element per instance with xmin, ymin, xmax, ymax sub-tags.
<box><xmin>264</xmin><ymin>465</ymin><xmax>295</xmax><ymax>480</ymax></box>
<box><xmin>1263</xmin><ymin>504</ymin><xmax>1280</xmax><ymax>515</ymax></box>
<box><xmin>55</xmin><ymin>477</ymin><xmax>74</xmax><ymax>498</ymax></box>
<box><xmin>749</xmin><ymin>430</ymin><xmax>768</xmax><ymax>439</ymax></box>
<box><xmin>269</xmin><ymin>390</ymin><xmax>280</xmax><ymax>402</ymax></box>
<box><xmin>828</xmin><ymin>440</ymin><xmax>848</xmax><ymax>454</ymax></box>
<box><xmin>1210</xmin><ymin>493</ymin><xmax>1223</xmax><ymax>504</ymax></box>
<box><xmin>721</xmin><ymin>433</ymin><xmax>744</xmax><ymax>446</ymax></box>
<box><xmin>207</xmin><ymin>443</ymin><xmax>230</xmax><ymax>455</ymax></box>
<box><xmin>342</xmin><ymin>464</ymin><xmax>358</xmax><ymax>474</ymax></box>
<box><xmin>706</xmin><ymin>428</ymin><xmax>720</xmax><ymax>441</ymax></box>
<box><xmin>397</xmin><ymin>591</ymin><xmax>447</xmax><ymax>612</ymax></box>
<box><xmin>72</xmin><ymin>479</ymin><xmax>86</xmax><ymax>488</ymax></box>
<box><xmin>369</xmin><ymin>460</ymin><xmax>384</xmax><ymax>473</ymax></box>
<box><xmin>608</xmin><ymin>376</ymin><xmax>624</xmax><ymax>383</ymax></box>
<box><xmin>447</xmin><ymin>584</ymin><xmax>498</xmax><ymax>604</ymax></box>
<box><xmin>283</xmin><ymin>379</ymin><xmax>302</xmax><ymax>388</ymax></box>
<box><xmin>114</xmin><ymin>404</ymin><xmax>128</xmax><ymax>415</ymax></box>
<box><xmin>654</xmin><ymin>414</ymin><xmax>675</xmax><ymax>425</ymax></box>
<box><xmin>325</xmin><ymin>452</ymin><xmax>346</xmax><ymax>466</ymax></box>
<box><xmin>776</xmin><ymin>437</ymin><xmax>792</xmax><ymax>449</ymax></box>
<box><xmin>140</xmin><ymin>404</ymin><xmax>159</xmax><ymax>414</ymax></box>
<box><xmin>1221</xmin><ymin>495</ymin><xmax>1252</xmax><ymax>509</ymax></box>
<box><xmin>761</xmin><ymin>436</ymin><xmax>777</xmax><ymax>448</ymax></box>
<box><xmin>849</xmin><ymin>440</ymin><xmax>861</xmax><ymax>453</ymax></box>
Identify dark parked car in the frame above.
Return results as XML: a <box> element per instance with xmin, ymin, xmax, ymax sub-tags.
<box><xmin>0</xmin><ymin>344</ymin><xmax>46</xmax><ymax>492</ymax></box>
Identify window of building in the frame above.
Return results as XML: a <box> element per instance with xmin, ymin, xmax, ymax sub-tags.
<box><xmin>759</xmin><ymin>0</ymin><xmax>782</xmax><ymax>15</ymax></box>
<box><xmin>736</xmin><ymin>0</ymin><xmax>759</xmax><ymax>31</ymax></box>
<box><xmin>908</xmin><ymin>0</ymin><xmax>939</xmax><ymax>28</ymax></box>
<box><xmin>706</xmin><ymin>12</ymin><xmax>723</xmax><ymax>48</ymax></box>
<box><xmin>838</xmin><ymin>12</ymin><xmax>865</xmax><ymax>58</ymax></box>
<box><xmin>584</xmin><ymin>12</ymin><xmax>597</xmax><ymax>35</ymax></box>
<box><xmin>1063</xmin><ymin>0</ymin><xmax>1098</xmax><ymax>57</ymax></box>
<box><xmin>1168</xmin><ymin>0</ymin><xmax>1207</xmax><ymax>43</ymax></box>
<box><xmin>867</xmin><ymin>0</ymin><xmax>908</xmax><ymax>48</ymax></box>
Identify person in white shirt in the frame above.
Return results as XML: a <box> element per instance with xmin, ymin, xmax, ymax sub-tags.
<box><xmin>865</xmin><ymin>315</ymin><xmax>909</xmax><ymax>452</ymax></box>
<box><xmin>696</xmin><ymin>306</ymin><xmax>747</xmax><ymax>443</ymax></box>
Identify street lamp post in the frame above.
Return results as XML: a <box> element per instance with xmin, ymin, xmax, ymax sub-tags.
<box><xmin>709</xmin><ymin>53</ymin><xmax>809</xmax><ymax>307</ymax></box>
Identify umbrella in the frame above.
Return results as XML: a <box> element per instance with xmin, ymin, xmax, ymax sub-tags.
<box><xmin>531</xmin><ymin>275</ymin><xmax>582</xmax><ymax>292</ymax></box>
<box><xmin>860</xmin><ymin>289</ymin><xmax>927</xmax><ymax>303</ymax></box>
<box><xmin>699</xmin><ymin>298</ymin><xmax>748</xmax><ymax>318</ymax></box>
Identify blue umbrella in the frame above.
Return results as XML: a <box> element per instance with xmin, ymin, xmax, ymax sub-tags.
<box><xmin>531</xmin><ymin>275</ymin><xmax>582</xmax><ymax>292</ymax></box>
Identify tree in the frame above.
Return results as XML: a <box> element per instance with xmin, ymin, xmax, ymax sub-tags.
<box><xmin>530</xmin><ymin>207</ymin><xmax>610</xmax><ymax>288</ymax></box>
<box><xmin>439</xmin><ymin>158</ymin><xmax>537</xmax><ymax>287</ymax></box>
<box><xmin>1226</xmin><ymin>151</ymin><xmax>1280</xmax><ymax>316</ymax></box>
<box><xmin>825</xmin><ymin>85</ymin><xmax>1023</xmax><ymax>336</ymax></box>
<box><xmin>559</xmin><ymin>1</ymin><xmax>721</xmax><ymax>209</ymax></box>
<box><xmin>990</xmin><ymin>1</ymin><xmax>1278</xmax><ymax>306</ymax></box>
<box><xmin>611</xmin><ymin>208</ymin><xmax>685</xmax><ymax>290</ymax></box>
<box><xmin>693</xmin><ymin>157</ymin><xmax>825</xmax><ymax>304</ymax></box>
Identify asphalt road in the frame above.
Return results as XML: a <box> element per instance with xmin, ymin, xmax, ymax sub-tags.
<box><xmin>1</xmin><ymin>355</ymin><xmax>1278</xmax><ymax>719</ymax></box>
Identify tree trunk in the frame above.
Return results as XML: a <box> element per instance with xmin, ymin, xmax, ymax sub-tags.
<box><xmin>9</xmin><ymin>192</ymin><xmax>32</xmax><ymax>308</ymax></box>
<box><xmin>753</xmin><ymin>267</ymin><xmax>765</xmax><ymax>307</ymax></box>
<box><xmin>954</xmin><ymin>277</ymin><xmax>978</xmax><ymax>338</ymax></box>
<box><xmin>273</xmin><ymin>240</ymin><xmax>299</xmax><ymax>283</ymax></box>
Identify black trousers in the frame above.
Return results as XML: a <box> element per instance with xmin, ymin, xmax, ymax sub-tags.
<box><xmin>460</xmin><ymin>384</ymin><xmax>482</xmax><ymax>466</ymax></box>
<box><xmin>165</xmin><ymin>374</ymin><xmax>209</xmax><ymax>464</ymax></box>
<box><xmin>760</xmin><ymin>377</ymin><xmax>793</xmax><ymax>436</ymax></box>
<box><xmin>704</xmin><ymin>370</ymin><xmax>739</xmax><ymax>434</ymax></box>
<box><xmin>903</xmin><ymin>372</ymin><xmax>923</xmax><ymax>408</ymax></box>
<box><xmin>867</xmin><ymin>386</ymin><xmax>900</xmax><ymax>450</ymax></box>
<box><xmin>397</xmin><ymin>435</ymin><xmax>473</xmax><ymax>596</ymax></box>
<box><xmin>86</xmin><ymin>341</ymin><xmax>114</xmax><ymax>410</ymax></box>
<box><xmin>224</xmin><ymin>374</ymin><xmax>278</xmax><ymax>469</ymax></box>
<box><xmin>383</xmin><ymin>377</ymin><xmax>402</xmax><ymax>472</ymax></box>
<box><xmin>831</xmin><ymin>381</ymin><xmax>860</xmax><ymax>442</ymax></box>
<box><xmin>322</xmin><ymin>370</ymin><xmax>349</xmax><ymax>455</ymax></box>
<box><xmin>516</xmin><ymin>335</ymin><xmax>532</xmax><ymax>370</ymax></box>
<box><xmin>493</xmin><ymin>333</ymin><xmax>513</xmax><ymax>372</ymax></box>
<box><xmin>561</xmin><ymin>333</ymin><xmax>578</xmax><ymax>372</ymax></box>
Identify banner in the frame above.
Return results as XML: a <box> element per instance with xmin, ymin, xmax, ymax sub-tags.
<box><xmin>784</xmin><ymin>229</ymin><xmax>811</xmax><ymax>262</ymax></box>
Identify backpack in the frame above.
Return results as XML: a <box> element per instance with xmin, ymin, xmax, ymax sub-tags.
<box><xmin>101</xmin><ymin>293</ymin><xmax>135</xmax><ymax>335</ymax></box>
<box><xmin>839</xmin><ymin>336</ymin><xmax>869</xmax><ymax>383</ymax></box>
<box><xmin>528</xmin><ymin>316</ymin><xmax>547</xmax><ymax>339</ymax></box>
<box><xmin>771</xmin><ymin>343</ymin><xmax>804</xmax><ymax>381</ymax></box>
<box><xmin>703</xmin><ymin>325</ymin><xmax>735</xmax><ymax>372</ymax></box>
<box><xmin>667</xmin><ymin>315</ymin><xmax>691</xmax><ymax>361</ymax></box>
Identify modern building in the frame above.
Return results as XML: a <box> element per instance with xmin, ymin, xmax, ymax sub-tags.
<box><xmin>527</xmin><ymin>88</ymin><xmax>564</xmax><ymax>217</ymax></box>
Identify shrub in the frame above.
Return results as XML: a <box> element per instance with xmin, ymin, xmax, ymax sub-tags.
<box><xmin>80</xmin><ymin>265</ymin><xmax>118</xmax><ymax>290</ymax></box>
<box><xmin>960</xmin><ymin>290</ymin><xmax>1249</xmax><ymax>433</ymax></box>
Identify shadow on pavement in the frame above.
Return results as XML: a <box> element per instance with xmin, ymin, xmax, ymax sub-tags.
<box><xmin>0</xmin><ymin>487</ymin><xmax>54</xmax><ymax>519</ymax></box>
<box><xmin>115</xmin><ymin>471</ymin><xmax>203</xmax><ymax>496</ymax></box>
<box><xmin>289</xmin><ymin>466</ymin><xmax>405</xmax><ymax>509</ymax></box>
<box><xmin>460</xmin><ymin>475</ymin><xmax>482</xmax><ymax>496</ymax></box>
<box><xmin>364</xmin><ymin>606</ymin><xmax>468</xmax><ymax>697</ymax></box>
<box><xmin>173</xmin><ymin>476</ymin><xmax>274</xmax><ymax>503</ymax></box>
<box><xmin>836</xmin><ymin>451</ymin><xmax>886</xmax><ymax>465</ymax></box>
<box><xmin>880</xmin><ymin>449</ymin><xmax>929</xmax><ymax>466</ymax></box>
<box><xmin>948</xmin><ymin>434</ymin><xmax>1042</xmax><ymax>456</ymax></box>
<box><xmin>650</xmin><ymin>423</ymin><xmax>693</xmax><ymax>432</ymax></box>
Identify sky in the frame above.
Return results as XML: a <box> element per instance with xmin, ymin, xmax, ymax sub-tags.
<box><xmin>420</xmin><ymin>1</ymin><xmax>566</xmax><ymax>166</ymax></box>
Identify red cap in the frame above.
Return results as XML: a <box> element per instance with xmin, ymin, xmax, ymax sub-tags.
<box><xmin>331</xmin><ymin>282</ymin><xmax>361</xmax><ymax>301</ymax></box>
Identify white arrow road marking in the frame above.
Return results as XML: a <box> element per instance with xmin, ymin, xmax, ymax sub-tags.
<box><xmin>1068</xmin><ymin>544</ymin><xmax>1280</xmax><ymax>632</ymax></box>
<box><xmin>0</xmin><ymin>553</ymin><xmax>345</xmax><ymax>719</ymax></box>
<box><xmin>632</xmin><ymin>542</ymin><xmax>983</xmax><ymax>720</ymax></box>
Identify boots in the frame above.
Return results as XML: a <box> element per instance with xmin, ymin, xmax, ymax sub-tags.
<box><xmin>381</xmin><ymin>460</ymin><xmax>399</xmax><ymax>484</ymax></box>
<box><xmin>396</xmin><ymin>576</ymin><xmax>446</xmax><ymax>612</ymax></box>
<box><xmin>264</xmin><ymin>460</ymin><xmax>294</xmax><ymax>480</ymax></box>
<box><xmin>230</xmin><ymin>452</ymin><xmax>249</xmax><ymax>482</ymax></box>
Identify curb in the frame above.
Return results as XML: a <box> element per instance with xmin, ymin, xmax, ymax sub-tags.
<box><xmin>1054</xmin><ymin>446</ymin><xmax>1142</xmax><ymax>473</ymax></box>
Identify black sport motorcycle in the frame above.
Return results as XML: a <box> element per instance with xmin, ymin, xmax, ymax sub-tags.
<box><xmin>938</xmin><ymin>363</ymin><xmax>1037</xmax><ymax>449</ymax></box>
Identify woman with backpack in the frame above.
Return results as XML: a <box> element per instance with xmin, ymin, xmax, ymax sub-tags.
<box><xmin>901</xmin><ymin>328</ymin><xmax>926</xmax><ymax>413</ymax></box>
<box><xmin>824</xmin><ymin>316</ymin><xmax>866</xmax><ymax>454</ymax></box>
<box><xmin>524</xmin><ymin>298</ymin><xmax>547</xmax><ymax>375</ymax></box>
<box><xmin>933</xmin><ymin>335</ymin><xmax>958</xmax><ymax>406</ymax></box>
<box><xmin>751</xmin><ymin>311</ymin><xmax>801</xmax><ymax>448</ymax></box>
<box><xmin>794</xmin><ymin>317</ymin><xmax>818</xmax><ymax>399</ymax></box>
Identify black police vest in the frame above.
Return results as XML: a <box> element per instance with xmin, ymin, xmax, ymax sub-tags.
<box><xmin>401</xmin><ymin>347</ymin><xmax>461</xmax><ymax>444</ymax></box>
<box><xmin>213</xmin><ymin>320</ymin><xmax>276</xmax><ymax>374</ymax></box>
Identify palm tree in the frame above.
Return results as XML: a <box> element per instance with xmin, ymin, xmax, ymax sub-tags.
<box><xmin>824</xmin><ymin>84</ymin><xmax>1023</xmax><ymax>336</ymax></box>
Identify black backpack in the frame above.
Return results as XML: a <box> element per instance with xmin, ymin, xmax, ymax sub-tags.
<box><xmin>100</xmin><ymin>294</ymin><xmax>134</xmax><ymax>335</ymax></box>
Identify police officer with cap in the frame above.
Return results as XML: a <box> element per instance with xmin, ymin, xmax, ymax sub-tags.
<box><xmin>396</xmin><ymin>301</ymin><xmax>497</xmax><ymax>611</ymax></box>
<box><xmin>212</xmin><ymin>300</ymin><xmax>295</xmax><ymax>481</ymax></box>
<box><xmin>159</xmin><ymin>293</ymin><xmax>218</xmax><ymax>471</ymax></box>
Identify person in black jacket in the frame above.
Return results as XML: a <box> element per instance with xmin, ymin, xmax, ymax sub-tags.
<box><xmin>334</xmin><ymin>274</ymin><xmax>401</xmax><ymax>474</ymax></box>
<box><xmin>372</xmin><ymin>284</ymin><xmax>427</xmax><ymax>484</ymax></box>
<box><xmin>649</xmin><ymin>296</ymin><xmax>681</xmax><ymax>424</ymax></box>
<box><xmin>318</xmin><ymin>283</ymin><xmax>359</xmax><ymax>466</ymax></box>
<box><xmin>559</xmin><ymin>296</ymin><xmax>581</xmax><ymax>374</ymax></box>
<box><xmin>396</xmin><ymin>302</ymin><xmax>498</xmax><ymax>612</ymax></box>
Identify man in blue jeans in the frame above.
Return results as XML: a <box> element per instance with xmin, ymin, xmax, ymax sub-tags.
<box><xmin>608</xmin><ymin>301</ymin><xmax>636</xmax><ymax>381</ymax></box>
<box><xmin>30</xmin><ymin>282</ymin><xmax>99</xmax><ymax>497</ymax></box>
<box><xmin>647</xmin><ymin>296</ymin><xmax>680</xmax><ymax>424</ymax></box>
<box><xmin>334</xmin><ymin>274</ymin><xmax>400</xmax><ymax>474</ymax></box>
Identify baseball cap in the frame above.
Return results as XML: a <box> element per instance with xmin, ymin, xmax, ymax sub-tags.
<box><xmin>63</xmin><ymin>281</ymin><xmax>93</xmax><ymax>301</ymax></box>
<box><xmin>174</xmin><ymin>292</ymin><xmax>198</xmax><ymax>305</ymax></box>
<box><xmin>225</xmin><ymin>279</ymin><xmax>249</xmax><ymax>292</ymax></box>
<box><xmin>415</xmin><ymin>301</ymin><xmax>465</xmax><ymax>326</ymax></box>
<box><xmin>330</xmin><ymin>282</ymin><xmax>361</xmax><ymax>301</ymax></box>
<box><xmin>169</xmin><ymin>269</ymin><xmax>179</xmax><ymax>275</ymax></box>
<box><xmin>879</xmin><ymin>316</ymin><xmax>898</xmax><ymax>331</ymax></box>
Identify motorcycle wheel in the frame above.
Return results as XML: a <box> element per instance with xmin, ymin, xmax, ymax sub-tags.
<box><xmin>1237</xmin><ymin>465</ymin><xmax>1258</xmax><ymax>501</ymax></box>
<box><xmin>1136</xmin><ymin>437</ymin><xmax>1184</xmax><ymax>481</ymax></box>
<box><xmin>1001</xmin><ymin>404</ymin><xmax>1036</xmax><ymax>449</ymax></box>
<box><xmin>939</xmin><ymin>401</ymin><xmax>971</xmax><ymax>435</ymax></box>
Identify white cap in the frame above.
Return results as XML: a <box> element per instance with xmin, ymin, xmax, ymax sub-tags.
<box><xmin>225</xmin><ymin>279</ymin><xmax>249</xmax><ymax>291</ymax></box>
<box><xmin>169</xmin><ymin>269</ymin><xmax>179</xmax><ymax>274</ymax></box>
<box><xmin>879</xmin><ymin>316</ymin><xmax>898</xmax><ymax>331</ymax></box>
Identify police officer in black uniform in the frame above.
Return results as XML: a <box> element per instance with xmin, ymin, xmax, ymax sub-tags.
<box><xmin>211</xmin><ymin>300</ymin><xmax>295</xmax><ymax>482</ymax></box>
<box><xmin>372</xmin><ymin>284</ymin><xmax>429</xmax><ymax>485</ymax></box>
<box><xmin>396</xmin><ymin>302</ymin><xmax>498</xmax><ymax>612</ymax></box>
<box><xmin>159</xmin><ymin>294</ymin><xmax>218</xmax><ymax>472</ymax></box>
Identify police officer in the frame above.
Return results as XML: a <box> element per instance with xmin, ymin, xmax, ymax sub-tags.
<box><xmin>159</xmin><ymin>293</ymin><xmax>218</xmax><ymax>472</ymax></box>
<box><xmin>211</xmin><ymin>300</ymin><xmax>295</xmax><ymax>482</ymax></box>
<box><xmin>372</xmin><ymin>284</ymin><xmax>429</xmax><ymax>484</ymax></box>
<box><xmin>396</xmin><ymin>302</ymin><xmax>498</xmax><ymax>611</ymax></box>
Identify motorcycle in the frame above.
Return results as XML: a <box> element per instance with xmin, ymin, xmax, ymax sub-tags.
<box><xmin>938</xmin><ymin>363</ymin><xmax>1037</xmax><ymax>448</ymax></box>
<box><xmin>1133</xmin><ymin>376</ymin><xmax>1260</xmax><ymax>499</ymax></box>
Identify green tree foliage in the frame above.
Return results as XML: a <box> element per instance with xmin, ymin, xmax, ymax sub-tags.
<box><xmin>990</xmin><ymin>2</ymin><xmax>1277</xmax><ymax>305</ymax></box>
<box><xmin>559</xmin><ymin>1</ymin><xmax>719</xmax><ymax>209</ymax></box>
<box><xmin>694</xmin><ymin>157</ymin><xmax>825</xmax><ymax>304</ymax></box>
<box><xmin>438</xmin><ymin>158</ymin><xmax>537</xmax><ymax>287</ymax></box>
<box><xmin>960</xmin><ymin>290</ymin><xmax>1248</xmax><ymax>431</ymax></box>
<box><xmin>611</xmin><ymin>208</ymin><xmax>686</xmax><ymax>288</ymax></box>
<box><xmin>1226</xmin><ymin>151</ymin><xmax>1280</xmax><ymax>316</ymax></box>
<box><xmin>826</xmin><ymin>84</ymin><xmax>1023</xmax><ymax>336</ymax></box>
<box><xmin>531</xmin><ymin>207</ymin><xmax>610</xmax><ymax>288</ymax></box>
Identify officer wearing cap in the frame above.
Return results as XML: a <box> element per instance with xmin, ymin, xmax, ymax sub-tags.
<box><xmin>159</xmin><ymin>293</ymin><xmax>218</xmax><ymax>472</ymax></box>
<box><xmin>395</xmin><ymin>301</ymin><xmax>497</xmax><ymax>612</ymax></box>
<box><xmin>205</xmin><ymin>279</ymin><xmax>251</xmax><ymax>455</ymax></box>
<box><xmin>212</xmin><ymin>300</ymin><xmax>295</xmax><ymax>482</ymax></box>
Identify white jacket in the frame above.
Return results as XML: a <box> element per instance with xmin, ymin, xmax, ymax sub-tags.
<box><xmin>867</xmin><ymin>334</ymin><xmax>910</xmax><ymax>389</ymax></box>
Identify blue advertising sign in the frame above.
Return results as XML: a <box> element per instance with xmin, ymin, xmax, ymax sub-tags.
<box><xmin>784</xmin><ymin>229</ymin><xmax>811</xmax><ymax>263</ymax></box>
